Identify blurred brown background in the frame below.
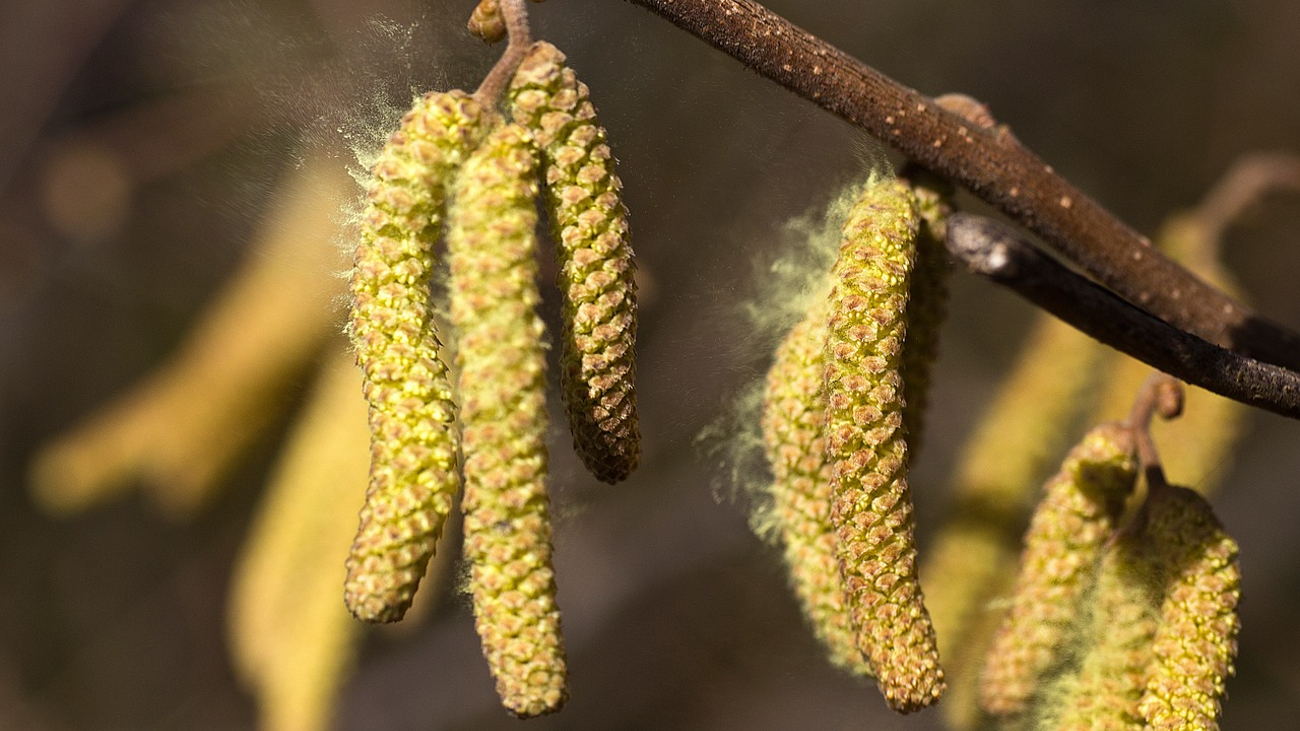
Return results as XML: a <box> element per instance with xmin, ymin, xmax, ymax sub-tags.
<box><xmin>3</xmin><ymin>0</ymin><xmax>1300</xmax><ymax>729</ymax></box>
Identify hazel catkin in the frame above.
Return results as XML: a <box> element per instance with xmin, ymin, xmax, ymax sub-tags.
<box><xmin>344</xmin><ymin>90</ymin><xmax>485</xmax><ymax>623</ymax></box>
<box><xmin>824</xmin><ymin>176</ymin><xmax>944</xmax><ymax>712</ymax></box>
<box><xmin>1138</xmin><ymin>486</ymin><xmax>1241</xmax><ymax>731</ymax></box>
<box><xmin>761</xmin><ymin>298</ymin><xmax>871</xmax><ymax>677</ymax></box>
<box><xmin>447</xmin><ymin>122</ymin><xmax>568</xmax><ymax>717</ymax></box>
<box><xmin>978</xmin><ymin>423</ymin><xmax>1138</xmax><ymax>717</ymax></box>
<box><xmin>507</xmin><ymin>40</ymin><xmax>640</xmax><ymax>484</ymax></box>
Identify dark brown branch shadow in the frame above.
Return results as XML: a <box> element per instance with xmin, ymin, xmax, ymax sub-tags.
<box><xmin>621</xmin><ymin>0</ymin><xmax>1300</xmax><ymax>372</ymax></box>
<box><xmin>946</xmin><ymin>213</ymin><xmax>1300</xmax><ymax>421</ymax></box>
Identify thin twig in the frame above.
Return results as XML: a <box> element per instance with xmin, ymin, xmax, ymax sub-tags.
<box><xmin>474</xmin><ymin>0</ymin><xmax>533</xmax><ymax>105</ymax></box>
<box><xmin>945</xmin><ymin>213</ymin><xmax>1300</xmax><ymax>421</ymax></box>
<box><xmin>621</xmin><ymin>0</ymin><xmax>1300</xmax><ymax>371</ymax></box>
<box><xmin>1125</xmin><ymin>373</ymin><xmax>1184</xmax><ymax>479</ymax></box>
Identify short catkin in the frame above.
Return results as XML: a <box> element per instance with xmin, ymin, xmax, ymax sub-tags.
<box><xmin>1039</xmin><ymin>539</ymin><xmax>1161</xmax><ymax>731</ymax></box>
<box><xmin>1138</xmin><ymin>486</ymin><xmax>1241</xmax><ymax>731</ymax></box>
<box><xmin>761</xmin><ymin>299</ymin><xmax>871</xmax><ymax>677</ymax></box>
<box><xmin>467</xmin><ymin>0</ymin><xmax>506</xmax><ymax>44</ymax></box>
<box><xmin>978</xmin><ymin>423</ymin><xmax>1138</xmax><ymax>717</ymax></box>
<box><xmin>447</xmin><ymin>122</ymin><xmax>568</xmax><ymax>717</ymax></box>
<box><xmin>824</xmin><ymin>176</ymin><xmax>944</xmax><ymax>712</ymax></box>
<box><xmin>507</xmin><ymin>41</ymin><xmax>640</xmax><ymax>484</ymax></box>
<box><xmin>344</xmin><ymin>90</ymin><xmax>485</xmax><ymax>623</ymax></box>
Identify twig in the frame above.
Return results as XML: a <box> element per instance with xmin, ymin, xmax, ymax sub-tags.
<box><xmin>1125</xmin><ymin>373</ymin><xmax>1183</xmax><ymax>478</ymax></box>
<box><xmin>945</xmin><ymin>213</ymin><xmax>1300</xmax><ymax>421</ymax></box>
<box><xmin>474</xmin><ymin>0</ymin><xmax>533</xmax><ymax>105</ymax></box>
<box><xmin>621</xmin><ymin>0</ymin><xmax>1300</xmax><ymax>370</ymax></box>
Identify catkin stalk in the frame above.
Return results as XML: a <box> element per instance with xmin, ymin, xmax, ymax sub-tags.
<box><xmin>979</xmin><ymin>423</ymin><xmax>1138</xmax><ymax>717</ymax></box>
<box><xmin>1138</xmin><ymin>486</ymin><xmax>1241</xmax><ymax>731</ymax></box>
<box><xmin>824</xmin><ymin>176</ymin><xmax>944</xmax><ymax>713</ymax></box>
<box><xmin>344</xmin><ymin>90</ymin><xmax>485</xmax><ymax>623</ymax></box>
<box><xmin>447</xmin><ymin>122</ymin><xmax>568</xmax><ymax>718</ymax></box>
<box><xmin>761</xmin><ymin>299</ymin><xmax>871</xmax><ymax>677</ymax></box>
<box><xmin>507</xmin><ymin>41</ymin><xmax>640</xmax><ymax>484</ymax></box>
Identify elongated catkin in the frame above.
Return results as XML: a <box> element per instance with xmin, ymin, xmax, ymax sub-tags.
<box><xmin>761</xmin><ymin>299</ymin><xmax>871</xmax><ymax>677</ymax></box>
<box><xmin>1039</xmin><ymin>540</ymin><xmax>1160</xmax><ymax>731</ymax></box>
<box><xmin>508</xmin><ymin>41</ymin><xmax>640</xmax><ymax>484</ymax></box>
<box><xmin>824</xmin><ymin>176</ymin><xmax>943</xmax><ymax>712</ymax></box>
<box><xmin>447</xmin><ymin>122</ymin><xmax>568</xmax><ymax>717</ymax></box>
<box><xmin>344</xmin><ymin>90</ymin><xmax>485</xmax><ymax>623</ymax></box>
<box><xmin>978</xmin><ymin>423</ymin><xmax>1138</xmax><ymax>717</ymax></box>
<box><xmin>1138</xmin><ymin>486</ymin><xmax>1240</xmax><ymax>731</ymax></box>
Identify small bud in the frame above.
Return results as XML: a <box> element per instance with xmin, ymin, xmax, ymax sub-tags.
<box><xmin>467</xmin><ymin>0</ymin><xmax>506</xmax><ymax>44</ymax></box>
<box><xmin>447</xmin><ymin>122</ymin><xmax>568</xmax><ymax>717</ymax></box>
<box><xmin>344</xmin><ymin>90</ymin><xmax>486</xmax><ymax>623</ymax></box>
<box><xmin>979</xmin><ymin>422</ymin><xmax>1138</xmax><ymax>717</ymax></box>
<box><xmin>824</xmin><ymin>176</ymin><xmax>945</xmax><ymax>713</ymax></box>
<box><xmin>508</xmin><ymin>41</ymin><xmax>640</xmax><ymax>484</ymax></box>
<box><xmin>1138</xmin><ymin>486</ymin><xmax>1240</xmax><ymax>731</ymax></box>
<box><xmin>761</xmin><ymin>299</ymin><xmax>871</xmax><ymax>677</ymax></box>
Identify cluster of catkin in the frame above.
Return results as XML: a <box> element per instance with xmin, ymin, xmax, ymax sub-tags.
<box><xmin>342</xmin><ymin>39</ymin><xmax>637</xmax><ymax>718</ymax></box>
<box><xmin>761</xmin><ymin>174</ymin><xmax>951</xmax><ymax>713</ymax></box>
<box><xmin>760</xmin><ymin>176</ymin><xmax>1242</xmax><ymax>727</ymax></box>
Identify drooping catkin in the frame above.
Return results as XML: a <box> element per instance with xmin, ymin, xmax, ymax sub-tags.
<box><xmin>897</xmin><ymin>171</ymin><xmax>953</xmax><ymax>454</ymax></box>
<box><xmin>1037</xmin><ymin>539</ymin><xmax>1161</xmax><ymax>731</ymax></box>
<box><xmin>924</xmin><ymin>314</ymin><xmax>1104</xmax><ymax>731</ymax></box>
<box><xmin>760</xmin><ymin>298</ymin><xmax>871</xmax><ymax>677</ymax></box>
<box><xmin>345</xmin><ymin>90</ymin><xmax>485</xmax><ymax>623</ymax></box>
<box><xmin>507</xmin><ymin>41</ymin><xmax>640</xmax><ymax>484</ymax></box>
<box><xmin>1137</xmin><ymin>486</ymin><xmax>1240</xmax><ymax>731</ymax></box>
<box><xmin>824</xmin><ymin>176</ymin><xmax>944</xmax><ymax>712</ymax></box>
<box><xmin>979</xmin><ymin>423</ymin><xmax>1138</xmax><ymax>718</ymax></box>
<box><xmin>229</xmin><ymin>348</ymin><xmax>369</xmax><ymax>731</ymax></box>
<box><xmin>447</xmin><ymin>122</ymin><xmax>568</xmax><ymax>718</ymax></box>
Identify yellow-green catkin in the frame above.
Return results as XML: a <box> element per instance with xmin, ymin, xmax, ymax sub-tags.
<box><xmin>824</xmin><ymin>176</ymin><xmax>944</xmax><ymax>712</ymax></box>
<box><xmin>228</xmin><ymin>347</ymin><xmax>369</xmax><ymax>731</ymax></box>
<box><xmin>1137</xmin><ymin>487</ymin><xmax>1241</xmax><ymax>731</ymax></box>
<box><xmin>447</xmin><ymin>122</ymin><xmax>568</xmax><ymax>718</ymax></box>
<box><xmin>1037</xmin><ymin>540</ymin><xmax>1161</xmax><ymax>731</ymax></box>
<box><xmin>897</xmin><ymin>171</ymin><xmax>953</xmax><ymax>454</ymax></box>
<box><xmin>760</xmin><ymin>298</ymin><xmax>871</xmax><ymax>677</ymax></box>
<box><xmin>924</xmin><ymin>314</ymin><xmax>1104</xmax><ymax>731</ymax></box>
<box><xmin>979</xmin><ymin>423</ymin><xmax>1138</xmax><ymax>718</ymax></box>
<box><xmin>507</xmin><ymin>41</ymin><xmax>640</xmax><ymax>484</ymax></box>
<box><xmin>345</xmin><ymin>90</ymin><xmax>485</xmax><ymax>623</ymax></box>
<box><xmin>467</xmin><ymin>0</ymin><xmax>506</xmax><ymax>44</ymax></box>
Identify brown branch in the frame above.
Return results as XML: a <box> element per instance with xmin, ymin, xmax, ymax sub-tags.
<box><xmin>946</xmin><ymin>213</ymin><xmax>1300</xmax><ymax>421</ymax></box>
<box><xmin>621</xmin><ymin>0</ymin><xmax>1300</xmax><ymax>371</ymax></box>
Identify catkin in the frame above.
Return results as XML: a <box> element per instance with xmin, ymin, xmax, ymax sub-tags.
<box><xmin>824</xmin><ymin>176</ymin><xmax>944</xmax><ymax>712</ymax></box>
<box><xmin>1040</xmin><ymin>540</ymin><xmax>1161</xmax><ymax>731</ymax></box>
<box><xmin>979</xmin><ymin>423</ymin><xmax>1138</xmax><ymax>717</ymax></box>
<box><xmin>507</xmin><ymin>41</ymin><xmax>640</xmax><ymax>484</ymax></box>
<box><xmin>447</xmin><ymin>122</ymin><xmax>568</xmax><ymax>718</ymax></box>
<box><xmin>1137</xmin><ymin>486</ymin><xmax>1240</xmax><ymax>731</ymax></box>
<box><xmin>924</xmin><ymin>314</ymin><xmax>1104</xmax><ymax>731</ymax></box>
<box><xmin>760</xmin><ymin>299</ymin><xmax>871</xmax><ymax>677</ymax></box>
<box><xmin>344</xmin><ymin>90</ymin><xmax>485</xmax><ymax>623</ymax></box>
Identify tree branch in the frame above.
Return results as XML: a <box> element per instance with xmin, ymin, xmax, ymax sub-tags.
<box><xmin>621</xmin><ymin>0</ymin><xmax>1300</xmax><ymax>371</ymax></box>
<box><xmin>946</xmin><ymin>213</ymin><xmax>1300</xmax><ymax>421</ymax></box>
